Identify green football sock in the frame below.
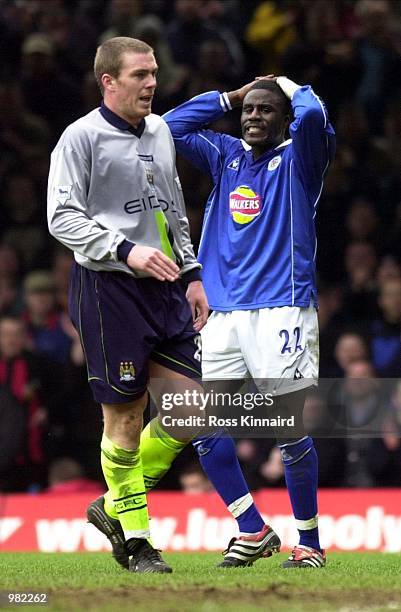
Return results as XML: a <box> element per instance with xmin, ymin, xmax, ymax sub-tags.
<box><xmin>102</xmin><ymin>419</ymin><xmax>187</xmax><ymax>520</ymax></box>
<box><xmin>100</xmin><ymin>433</ymin><xmax>149</xmax><ymax>539</ymax></box>
<box><xmin>141</xmin><ymin>417</ymin><xmax>188</xmax><ymax>491</ymax></box>
<box><xmin>104</xmin><ymin>489</ymin><xmax>118</xmax><ymax>519</ymax></box>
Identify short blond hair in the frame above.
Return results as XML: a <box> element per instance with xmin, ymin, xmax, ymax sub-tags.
<box><xmin>94</xmin><ymin>36</ymin><xmax>153</xmax><ymax>95</ymax></box>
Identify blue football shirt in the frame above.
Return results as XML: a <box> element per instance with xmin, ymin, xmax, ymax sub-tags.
<box><xmin>164</xmin><ymin>87</ymin><xmax>336</xmax><ymax>311</ymax></box>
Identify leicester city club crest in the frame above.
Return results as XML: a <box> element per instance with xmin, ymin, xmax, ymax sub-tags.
<box><xmin>119</xmin><ymin>361</ymin><xmax>136</xmax><ymax>382</ymax></box>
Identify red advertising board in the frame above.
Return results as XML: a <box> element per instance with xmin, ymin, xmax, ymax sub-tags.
<box><xmin>1</xmin><ymin>489</ymin><xmax>400</xmax><ymax>553</ymax></box>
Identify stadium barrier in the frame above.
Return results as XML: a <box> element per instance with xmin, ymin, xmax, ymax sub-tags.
<box><xmin>1</xmin><ymin>489</ymin><xmax>400</xmax><ymax>552</ymax></box>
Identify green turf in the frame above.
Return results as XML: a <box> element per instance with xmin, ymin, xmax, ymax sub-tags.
<box><xmin>0</xmin><ymin>552</ymin><xmax>401</xmax><ymax>611</ymax></box>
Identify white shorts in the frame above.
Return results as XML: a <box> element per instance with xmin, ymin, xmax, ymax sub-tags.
<box><xmin>201</xmin><ymin>305</ymin><xmax>319</xmax><ymax>396</ymax></box>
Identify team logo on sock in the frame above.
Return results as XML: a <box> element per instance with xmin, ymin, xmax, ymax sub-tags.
<box><xmin>196</xmin><ymin>444</ymin><xmax>211</xmax><ymax>456</ymax></box>
<box><xmin>119</xmin><ymin>361</ymin><xmax>136</xmax><ymax>381</ymax></box>
<box><xmin>229</xmin><ymin>185</ymin><xmax>261</xmax><ymax>225</ymax></box>
<box><xmin>280</xmin><ymin>448</ymin><xmax>292</xmax><ymax>462</ymax></box>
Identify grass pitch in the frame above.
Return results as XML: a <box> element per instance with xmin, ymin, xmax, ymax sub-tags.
<box><xmin>0</xmin><ymin>552</ymin><xmax>401</xmax><ymax>612</ymax></box>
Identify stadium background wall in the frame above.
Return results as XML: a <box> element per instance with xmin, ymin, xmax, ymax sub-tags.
<box><xmin>1</xmin><ymin>489</ymin><xmax>400</xmax><ymax>553</ymax></box>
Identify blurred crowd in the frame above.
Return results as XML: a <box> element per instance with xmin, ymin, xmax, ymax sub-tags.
<box><xmin>1</xmin><ymin>0</ymin><xmax>401</xmax><ymax>494</ymax></box>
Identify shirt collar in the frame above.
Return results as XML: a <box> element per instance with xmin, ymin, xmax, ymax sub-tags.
<box><xmin>100</xmin><ymin>102</ymin><xmax>145</xmax><ymax>138</ymax></box>
<box><xmin>244</xmin><ymin>138</ymin><xmax>292</xmax><ymax>161</ymax></box>
<box><xmin>275</xmin><ymin>138</ymin><xmax>292</xmax><ymax>150</ymax></box>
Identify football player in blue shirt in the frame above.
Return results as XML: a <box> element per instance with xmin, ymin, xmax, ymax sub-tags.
<box><xmin>165</xmin><ymin>75</ymin><xmax>336</xmax><ymax>568</ymax></box>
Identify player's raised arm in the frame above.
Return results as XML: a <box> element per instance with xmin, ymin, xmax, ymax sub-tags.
<box><xmin>276</xmin><ymin>76</ymin><xmax>336</xmax><ymax>188</ymax></box>
<box><xmin>163</xmin><ymin>91</ymin><xmax>238</xmax><ymax>180</ymax></box>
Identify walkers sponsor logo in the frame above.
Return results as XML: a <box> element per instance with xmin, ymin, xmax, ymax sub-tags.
<box><xmin>229</xmin><ymin>186</ymin><xmax>261</xmax><ymax>225</ymax></box>
<box><xmin>119</xmin><ymin>361</ymin><xmax>135</xmax><ymax>382</ymax></box>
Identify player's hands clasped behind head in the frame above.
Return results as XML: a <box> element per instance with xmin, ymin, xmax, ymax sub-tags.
<box><xmin>229</xmin><ymin>75</ymin><xmax>276</xmax><ymax>107</ymax></box>
<box><xmin>127</xmin><ymin>245</ymin><xmax>180</xmax><ymax>281</ymax></box>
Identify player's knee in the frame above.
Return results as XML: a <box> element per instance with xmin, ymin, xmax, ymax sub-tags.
<box><xmin>102</xmin><ymin>395</ymin><xmax>147</xmax><ymax>448</ymax></box>
<box><xmin>276</xmin><ymin>436</ymin><xmax>314</xmax><ymax>466</ymax></box>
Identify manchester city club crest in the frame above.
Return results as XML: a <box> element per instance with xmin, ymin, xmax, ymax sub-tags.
<box><xmin>145</xmin><ymin>167</ymin><xmax>154</xmax><ymax>186</ymax></box>
<box><xmin>119</xmin><ymin>361</ymin><xmax>136</xmax><ymax>382</ymax></box>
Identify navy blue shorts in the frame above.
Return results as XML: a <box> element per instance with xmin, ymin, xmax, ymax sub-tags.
<box><xmin>68</xmin><ymin>264</ymin><xmax>201</xmax><ymax>404</ymax></box>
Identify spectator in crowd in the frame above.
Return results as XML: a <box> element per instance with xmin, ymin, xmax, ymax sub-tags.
<box><xmin>100</xmin><ymin>0</ymin><xmax>144</xmax><ymax>42</ymax></box>
<box><xmin>344</xmin><ymin>197</ymin><xmax>380</xmax><ymax>246</ymax></box>
<box><xmin>2</xmin><ymin>171</ymin><xmax>47</xmax><ymax>270</ymax></box>
<box><xmin>20</xmin><ymin>33</ymin><xmax>82</xmax><ymax>140</ymax></box>
<box><xmin>281</xmin><ymin>0</ymin><xmax>360</xmax><ymax>119</ymax></box>
<box><xmin>335</xmin><ymin>359</ymin><xmax>397</xmax><ymax>486</ymax></box>
<box><xmin>382</xmin><ymin>380</ymin><xmax>401</xmax><ymax>450</ymax></box>
<box><xmin>81</xmin><ymin>69</ymin><xmax>102</xmax><ymax>115</ymax></box>
<box><xmin>187</xmin><ymin>38</ymin><xmax>238</xmax><ymax>99</ymax></box>
<box><xmin>258</xmin><ymin>447</ymin><xmax>285</xmax><ymax>487</ymax></box>
<box><xmin>334</xmin><ymin>102</ymin><xmax>389</xmax><ymax>203</ymax></box>
<box><xmin>0</xmin><ymin>242</ymin><xmax>21</xmax><ymax>282</ymax></box>
<box><xmin>0</xmin><ymin>277</ymin><xmax>19</xmax><ymax>316</ymax></box>
<box><xmin>51</xmin><ymin>246</ymin><xmax>74</xmax><ymax>312</ymax></box>
<box><xmin>245</xmin><ymin>0</ymin><xmax>298</xmax><ymax>75</ymax></box>
<box><xmin>0</xmin><ymin>385</ymin><xmax>25</xmax><ymax>491</ymax></box>
<box><xmin>179</xmin><ymin>463</ymin><xmax>214</xmax><ymax>494</ymax></box>
<box><xmin>44</xmin><ymin>457</ymin><xmax>104</xmax><ymax>495</ymax></box>
<box><xmin>0</xmin><ymin>315</ymin><xmax>58</xmax><ymax>490</ymax></box>
<box><xmin>354</xmin><ymin>0</ymin><xmax>401</xmax><ymax>135</ymax></box>
<box><xmin>235</xmin><ymin>438</ymin><xmax>277</xmax><ymax>490</ymax></box>
<box><xmin>376</xmin><ymin>255</ymin><xmax>401</xmax><ymax>290</ymax></box>
<box><xmin>166</xmin><ymin>0</ymin><xmax>242</xmax><ymax>77</ymax></box>
<box><xmin>331</xmin><ymin>331</ymin><xmax>370</xmax><ymax>377</ymax></box>
<box><xmin>303</xmin><ymin>389</ymin><xmax>347</xmax><ymax>487</ymax></box>
<box><xmin>370</xmin><ymin>278</ymin><xmax>401</xmax><ymax>376</ymax></box>
<box><xmin>0</xmin><ymin>80</ymin><xmax>51</xmax><ymax>186</ymax></box>
<box><xmin>22</xmin><ymin>271</ymin><xmax>72</xmax><ymax>364</ymax></box>
<box><xmin>37</xmin><ymin>0</ymin><xmax>98</xmax><ymax>80</ymax></box>
<box><xmin>342</xmin><ymin>241</ymin><xmax>379</xmax><ymax>322</ymax></box>
<box><xmin>318</xmin><ymin>282</ymin><xmax>347</xmax><ymax>377</ymax></box>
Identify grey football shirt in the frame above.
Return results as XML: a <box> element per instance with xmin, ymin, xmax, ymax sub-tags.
<box><xmin>47</xmin><ymin>105</ymin><xmax>201</xmax><ymax>277</ymax></box>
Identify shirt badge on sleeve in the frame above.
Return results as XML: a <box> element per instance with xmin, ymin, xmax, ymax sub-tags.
<box><xmin>56</xmin><ymin>185</ymin><xmax>72</xmax><ymax>205</ymax></box>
